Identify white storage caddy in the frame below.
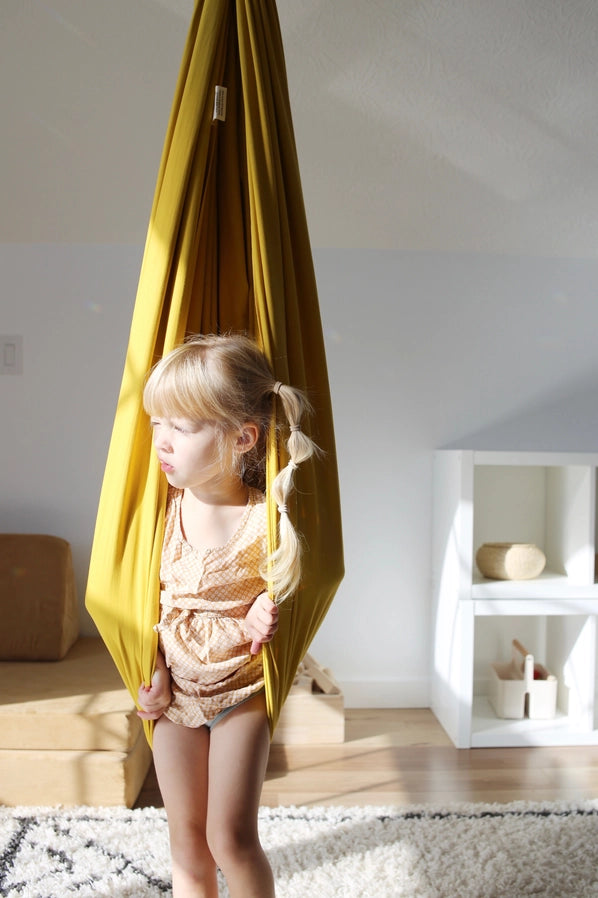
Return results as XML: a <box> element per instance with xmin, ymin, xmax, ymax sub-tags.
<box><xmin>489</xmin><ymin>639</ymin><xmax>557</xmax><ymax>720</ymax></box>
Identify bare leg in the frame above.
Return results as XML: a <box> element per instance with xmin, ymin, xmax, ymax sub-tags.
<box><xmin>152</xmin><ymin>716</ymin><xmax>218</xmax><ymax>898</ymax></box>
<box><xmin>206</xmin><ymin>692</ymin><xmax>275</xmax><ymax>898</ymax></box>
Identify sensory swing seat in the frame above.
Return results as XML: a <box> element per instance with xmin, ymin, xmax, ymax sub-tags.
<box><xmin>85</xmin><ymin>0</ymin><xmax>344</xmax><ymax>752</ymax></box>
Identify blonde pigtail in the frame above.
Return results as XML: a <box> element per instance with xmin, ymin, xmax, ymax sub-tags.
<box><xmin>265</xmin><ymin>382</ymin><xmax>319</xmax><ymax>602</ymax></box>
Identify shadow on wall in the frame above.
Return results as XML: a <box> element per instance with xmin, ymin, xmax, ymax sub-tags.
<box><xmin>443</xmin><ymin>368</ymin><xmax>598</xmax><ymax>452</ymax></box>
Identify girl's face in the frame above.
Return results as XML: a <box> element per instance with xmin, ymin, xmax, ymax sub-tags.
<box><xmin>150</xmin><ymin>416</ymin><xmax>229</xmax><ymax>493</ymax></box>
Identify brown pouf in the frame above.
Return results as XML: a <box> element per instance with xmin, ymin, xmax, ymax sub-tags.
<box><xmin>0</xmin><ymin>533</ymin><xmax>78</xmax><ymax>660</ymax></box>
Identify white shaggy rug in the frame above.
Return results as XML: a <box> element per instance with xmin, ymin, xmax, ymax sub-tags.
<box><xmin>1</xmin><ymin>801</ymin><xmax>598</xmax><ymax>897</ymax></box>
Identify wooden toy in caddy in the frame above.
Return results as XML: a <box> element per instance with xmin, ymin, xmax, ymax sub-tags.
<box><xmin>489</xmin><ymin>638</ymin><xmax>558</xmax><ymax>720</ymax></box>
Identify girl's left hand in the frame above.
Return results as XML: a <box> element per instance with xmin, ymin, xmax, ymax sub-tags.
<box><xmin>245</xmin><ymin>592</ymin><xmax>279</xmax><ymax>654</ymax></box>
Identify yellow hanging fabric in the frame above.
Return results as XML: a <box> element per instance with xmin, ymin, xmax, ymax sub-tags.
<box><xmin>85</xmin><ymin>0</ymin><xmax>344</xmax><ymax>745</ymax></box>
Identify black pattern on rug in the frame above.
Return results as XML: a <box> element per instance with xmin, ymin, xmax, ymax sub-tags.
<box><xmin>0</xmin><ymin>811</ymin><xmax>172</xmax><ymax>897</ymax></box>
<box><xmin>2</xmin><ymin>802</ymin><xmax>598</xmax><ymax>898</ymax></box>
<box><xmin>271</xmin><ymin>806</ymin><xmax>598</xmax><ymax>822</ymax></box>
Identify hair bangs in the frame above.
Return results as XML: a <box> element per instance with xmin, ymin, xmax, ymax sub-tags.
<box><xmin>143</xmin><ymin>350</ymin><xmax>221</xmax><ymax>426</ymax></box>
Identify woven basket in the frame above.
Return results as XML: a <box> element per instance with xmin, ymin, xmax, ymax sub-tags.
<box><xmin>475</xmin><ymin>542</ymin><xmax>546</xmax><ymax>581</ymax></box>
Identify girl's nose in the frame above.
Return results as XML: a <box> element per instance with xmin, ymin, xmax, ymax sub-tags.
<box><xmin>154</xmin><ymin>427</ymin><xmax>172</xmax><ymax>451</ymax></box>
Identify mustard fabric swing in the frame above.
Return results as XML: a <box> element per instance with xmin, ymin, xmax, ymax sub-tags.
<box><xmin>85</xmin><ymin>0</ymin><xmax>344</xmax><ymax>744</ymax></box>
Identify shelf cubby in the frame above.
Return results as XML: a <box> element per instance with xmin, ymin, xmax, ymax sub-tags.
<box><xmin>432</xmin><ymin>450</ymin><xmax>598</xmax><ymax>747</ymax></box>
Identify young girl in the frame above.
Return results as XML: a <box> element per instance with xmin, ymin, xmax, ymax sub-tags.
<box><xmin>136</xmin><ymin>333</ymin><xmax>317</xmax><ymax>898</ymax></box>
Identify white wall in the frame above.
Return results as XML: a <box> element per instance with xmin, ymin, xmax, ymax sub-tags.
<box><xmin>3</xmin><ymin>243</ymin><xmax>598</xmax><ymax>706</ymax></box>
<box><xmin>0</xmin><ymin>245</ymin><xmax>140</xmax><ymax>635</ymax></box>
<box><xmin>3</xmin><ymin>1</ymin><xmax>598</xmax><ymax>707</ymax></box>
<box><xmin>310</xmin><ymin>250</ymin><xmax>598</xmax><ymax>704</ymax></box>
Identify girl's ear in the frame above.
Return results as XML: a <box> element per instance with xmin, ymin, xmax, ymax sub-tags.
<box><xmin>234</xmin><ymin>423</ymin><xmax>259</xmax><ymax>454</ymax></box>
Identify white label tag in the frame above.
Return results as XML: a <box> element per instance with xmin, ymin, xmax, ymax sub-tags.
<box><xmin>213</xmin><ymin>85</ymin><xmax>228</xmax><ymax>122</ymax></box>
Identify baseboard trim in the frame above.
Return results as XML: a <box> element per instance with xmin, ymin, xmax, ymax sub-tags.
<box><xmin>339</xmin><ymin>678</ymin><xmax>430</xmax><ymax>709</ymax></box>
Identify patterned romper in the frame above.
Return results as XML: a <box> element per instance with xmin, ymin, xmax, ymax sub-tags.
<box><xmin>155</xmin><ymin>484</ymin><xmax>267</xmax><ymax>728</ymax></box>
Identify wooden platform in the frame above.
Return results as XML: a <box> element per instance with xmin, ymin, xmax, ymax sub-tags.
<box><xmin>0</xmin><ymin>638</ymin><xmax>152</xmax><ymax>807</ymax></box>
<box><xmin>136</xmin><ymin>708</ymin><xmax>598</xmax><ymax>808</ymax></box>
<box><xmin>271</xmin><ymin>654</ymin><xmax>345</xmax><ymax>745</ymax></box>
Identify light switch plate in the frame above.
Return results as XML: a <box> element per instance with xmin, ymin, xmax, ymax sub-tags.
<box><xmin>0</xmin><ymin>335</ymin><xmax>23</xmax><ymax>375</ymax></box>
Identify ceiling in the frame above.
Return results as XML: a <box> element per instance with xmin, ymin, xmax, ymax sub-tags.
<box><xmin>2</xmin><ymin>0</ymin><xmax>598</xmax><ymax>255</ymax></box>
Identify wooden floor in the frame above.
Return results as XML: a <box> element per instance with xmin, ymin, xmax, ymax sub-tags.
<box><xmin>135</xmin><ymin>708</ymin><xmax>598</xmax><ymax>809</ymax></box>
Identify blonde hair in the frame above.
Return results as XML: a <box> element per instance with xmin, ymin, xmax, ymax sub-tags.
<box><xmin>143</xmin><ymin>333</ymin><xmax>317</xmax><ymax>601</ymax></box>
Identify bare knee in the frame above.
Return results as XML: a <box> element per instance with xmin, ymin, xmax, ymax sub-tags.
<box><xmin>168</xmin><ymin>817</ymin><xmax>215</xmax><ymax>877</ymax></box>
<box><xmin>207</xmin><ymin>819</ymin><xmax>261</xmax><ymax>871</ymax></box>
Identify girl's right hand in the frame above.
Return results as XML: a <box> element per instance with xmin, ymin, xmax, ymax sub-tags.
<box><xmin>138</xmin><ymin>651</ymin><xmax>172</xmax><ymax>720</ymax></box>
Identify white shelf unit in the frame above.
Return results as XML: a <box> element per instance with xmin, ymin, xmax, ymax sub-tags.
<box><xmin>431</xmin><ymin>450</ymin><xmax>598</xmax><ymax>747</ymax></box>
